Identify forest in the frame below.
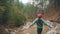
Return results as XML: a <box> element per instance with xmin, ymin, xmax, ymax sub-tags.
<box><xmin>0</xmin><ymin>0</ymin><xmax>60</xmax><ymax>34</ymax></box>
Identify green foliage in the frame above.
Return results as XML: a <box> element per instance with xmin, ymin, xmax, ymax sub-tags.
<box><xmin>15</xmin><ymin>14</ymin><xmax>26</xmax><ymax>27</ymax></box>
<box><xmin>21</xmin><ymin>3</ymin><xmax>36</xmax><ymax>19</ymax></box>
<box><xmin>0</xmin><ymin>0</ymin><xmax>48</xmax><ymax>28</ymax></box>
<box><xmin>0</xmin><ymin>0</ymin><xmax>26</xmax><ymax>28</ymax></box>
<box><xmin>0</xmin><ymin>6</ymin><xmax>6</xmax><ymax>24</ymax></box>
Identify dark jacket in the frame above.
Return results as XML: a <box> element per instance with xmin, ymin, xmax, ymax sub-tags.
<box><xmin>29</xmin><ymin>18</ymin><xmax>51</xmax><ymax>28</ymax></box>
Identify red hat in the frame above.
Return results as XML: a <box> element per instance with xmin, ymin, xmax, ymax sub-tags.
<box><xmin>37</xmin><ymin>13</ymin><xmax>43</xmax><ymax>18</ymax></box>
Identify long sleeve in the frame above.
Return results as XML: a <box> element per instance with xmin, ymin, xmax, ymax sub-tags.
<box><xmin>29</xmin><ymin>18</ymin><xmax>38</xmax><ymax>28</ymax></box>
<box><xmin>40</xmin><ymin>18</ymin><xmax>53</xmax><ymax>28</ymax></box>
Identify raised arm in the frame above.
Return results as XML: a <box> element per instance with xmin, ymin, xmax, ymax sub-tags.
<box><xmin>29</xmin><ymin>18</ymin><xmax>38</xmax><ymax>28</ymax></box>
<box><xmin>41</xmin><ymin>18</ymin><xmax>53</xmax><ymax>28</ymax></box>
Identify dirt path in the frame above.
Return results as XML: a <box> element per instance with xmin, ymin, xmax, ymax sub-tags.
<box><xmin>15</xmin><ymin>24</ymin><xmax>37</xmax><ymax>34</ymax></box>
<box><xmin>15</xmin><ymin>24</ymin><xmax>49</xmax><ymax>34</ymax></box>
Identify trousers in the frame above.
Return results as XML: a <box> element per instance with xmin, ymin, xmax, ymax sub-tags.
<box><xmin>37</xmin><ymin>28</ymin><xmax>42</xmax><ymax>34</ymax></box>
